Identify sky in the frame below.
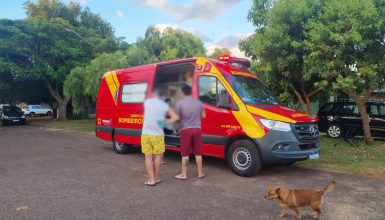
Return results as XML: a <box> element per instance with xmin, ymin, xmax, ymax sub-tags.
<box><xmin>0</xmin><ymin>0</ymin><xmax>255</xmax><ymax>57</ymax></box>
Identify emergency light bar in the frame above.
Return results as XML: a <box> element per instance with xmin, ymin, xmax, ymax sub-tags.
<box><xmin>218</xmin><ymin>54</ymin><xmax>251</xmax><ymax>68</ymax></box>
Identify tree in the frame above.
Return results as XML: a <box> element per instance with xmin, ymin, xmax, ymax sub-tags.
<box><xmin>240</xmin><ymin>0</ymin><xmax>323</xmax><ymax>114</ymax></box>
<box><xmin>305</xmin><ymin>0</ymin><xmax>385</xmax><ymax>144</ymax></box>
<box><xmin>64</xmin><ymin>51</ymin><xmax>128</xmax><ymax>117</ymax></box>
<box><xmin>137</xmin><ymin>26</ymin><xmax>206</xmax><ymax>61</ymax></box>
<box><xmin>22</xmin><ymin>0</ymin><xmax>120</xmax><ymax>119</ymax></box>
<box><xmin>208</xmin><ymin>48</ymin><xmax>230</xmax><ymax>59</ymax></box>
<box><xmin>64</xmin><ymin>25</ymin><xmax>206</xmax><ymax>118</ymax></box>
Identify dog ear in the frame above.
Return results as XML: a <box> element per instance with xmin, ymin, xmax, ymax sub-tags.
<box><xmin>275</xmin><ymin>188</ymin><xmax>280</xmax><ymax>194</ymax></box>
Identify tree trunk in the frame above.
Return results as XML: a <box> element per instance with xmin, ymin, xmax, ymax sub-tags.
<box><xmin>56</xmin><ymin>98</ymin><xmax>70</xmax><ymax>120</ymax></box>
<box><xmin>346</xmin><ymin>91</ymin><xmax>373</xmax><ymax>144</ymax></box>
<box><xmin>290</xmin><ymin>85</ymin><xmax>321</xmax><ymax>115</ymax></box>
<box><xmin>45</xmin><ymin>80</ymin><xmax>71</xmax><ymax>120</ymax></box>
<box><xmin>291</xmin><ymin>86</ymin><xmax>309</xmax><ymax>114</ymax></box>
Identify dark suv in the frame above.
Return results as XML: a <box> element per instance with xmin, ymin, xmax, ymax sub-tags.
<box><xmin>0</xmin><ymin>105</ymin><xmax>26</xmax><ymax>126</ymax></box>
<box><xmin>317</xmin><ymin>101</ymin><xmax>385</xmax><ymax>138</ymax></box>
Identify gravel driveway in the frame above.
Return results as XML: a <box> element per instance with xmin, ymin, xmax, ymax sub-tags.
<box><xmin>0</xmin><ymin>125</ymin><xmax>384</xmax><ymax>220</ymax></box>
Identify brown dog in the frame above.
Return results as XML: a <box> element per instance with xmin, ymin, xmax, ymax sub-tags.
<box><xmin>265</xmin><ymin>180</ymin><xmax>335</xmax><ymax>219</ymax></box>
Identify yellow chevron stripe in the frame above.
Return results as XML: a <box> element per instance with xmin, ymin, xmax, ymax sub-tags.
<box><xmin>196</xmin><ymin>57</ymin><xmax>265</xmax><ymax>138</ymax></box>
<box><xmin>104</xmin><ymin>71</ymin><xmax>120</xmax><ymax>106</ymax></box>
<box><xmin>246</xmin><ymin>105</ymin><xmax>296</xmax><ymax>123</ymax></box>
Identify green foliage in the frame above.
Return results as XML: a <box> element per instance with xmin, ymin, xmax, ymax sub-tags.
<box><xmin>208</xmin><ymin>48</ymin><xmax>230</xmax><ymax>59</ymax></box>
<box><xmin>241</xmin><ymin>0</ymin><xmax>323</xmax><ymax>113</ymax></box>
<box><xmin>305</xmin><ymin>0</ymin><xmax>384</xmax><ymax>96</ymax></box>
<box><xmin>64</xmin><ymin>51</ymin><xmax>127</xmax><ymax>116</ymax></box>
<box><xmin>0</xmin><ymin>0</ymin><xmax>124</xmax><ymax>119</ymax></box>
<box><xmin>137</xmin><ymin>26</ymin><xmax>206</xmax><ymax>61</ymax></box>
<box><xmin>64</xmin><ymin>25</ymin><xmax>206</xmax><ymax>117</ymax></box>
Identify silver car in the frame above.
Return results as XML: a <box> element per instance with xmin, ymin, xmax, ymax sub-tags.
<box><xmin>22</xmin><ymin>105</ymin><xmax>53</xmax><ymax>117</ymax></box>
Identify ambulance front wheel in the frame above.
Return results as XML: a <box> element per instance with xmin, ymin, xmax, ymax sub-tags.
<box><xmin>112</xmin><ymin>136</ymin><xmax>133</xmax><ymax>154</ymax></box>
<box><xmin>227</xmin><ymin>139</ymin><xmax>262</xmax><ymax>177</ymax></box>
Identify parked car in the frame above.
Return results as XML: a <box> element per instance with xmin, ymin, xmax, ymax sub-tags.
<box><xmin>22</xmin><ymin>105</ymin><xmax>53</xmax><ymax>117</ymax></box>
<box><xmin>0</xmin><ymin>105</ymin><xmax>26</xmax><ymax>126</ymax></box>
<box><xmin>317</xmin><ymin>101</ymin><xmax>385</xmax><ymax>138</ymax></box>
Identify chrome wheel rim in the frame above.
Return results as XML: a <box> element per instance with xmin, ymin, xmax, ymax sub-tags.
<box><xmin>115</xmin><ymin>142</ymin><xmax>124</xmax><ymax>151</ymax></box>
<box><xmin>232</xmin><ymin>147</ymin><xmax>252</xmax><ymax>170</ymax></box>
<box><xmin>328</xmin><ymin>126</ymin><xmax>341</xmax><ymax>138</ymax></box>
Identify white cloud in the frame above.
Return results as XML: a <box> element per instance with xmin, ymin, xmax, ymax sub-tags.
<box><xmin>153</xmin><ymin>24</ymin><xmax>213</xmax><ymax>43</ymax></box>
<box><xmin>135</xmin><ymin>0</ymin><xmax>242</xmax><ymax>22</ymax></box>
<box><xmin>154</xmin><ymin>24</ymin><xmax>179</xmax><ymax>33</ymax></box>
<box><xmin>75</xmin><ymin>0</ymin><xmax>88</xmax><ymax>5</ymax></box>
<box><xmin>116</xmin><ymin>10</ymin><xmax>126</xmax><ymax>19</ymax></box>
<box><xmin>207</xmin><ymin>33</ymin><xmax>252</xmax><ymax>58</ymax></box>
<box><xmin>185</xmin><ymin>28</ymin><xmax>213</xmax><ymax>43</ymax></box>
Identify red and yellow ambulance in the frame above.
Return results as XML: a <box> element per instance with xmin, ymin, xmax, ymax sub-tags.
<box><xmin>95</xmin><ymin>55</ymin><xmax>320</xmax><ymax>176</ymax></box>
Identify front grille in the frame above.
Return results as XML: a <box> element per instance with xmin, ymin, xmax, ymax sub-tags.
<box><xmin>299</xmin><ymin>143</ymin><xmax>317</xmax><ymax>150</ymax></box>
<box><xmin>292</xmin><ymin>122</ymin><xmax>320</xmax><ymax>142</ymax></box>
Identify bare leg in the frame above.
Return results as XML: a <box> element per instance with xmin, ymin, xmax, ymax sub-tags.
<box><xmin>195</xmin><ymin>155</ymin><xmax>204</xmax><ymax>177</ymax></box>
<box><xmin>278</xmin><ymin>204</ymin><xmax>286</xmax><ymax>218</ymax></box>
<box><xmin>153</xmin><ymin>154</ymin><xmax>162</xmax><ymax>182</ymax></box>
<box><xmin>145</xmin><ymin>154</ymin><xmax>155</xmax><ymax>184</ymax></box>
<box><xmin>294</xmin><ymin>208</ymin><xmax>302</xmax><ymax>219</ymax></box>
<box><xmin>181</xmin><ymin>156</ymin><xmax>189</xmax><ymax>177</ymax></box>
<box><xmin>161</xmin><ymin>153</ymin><xmax>167</xmax><ymax>164</ymax></box>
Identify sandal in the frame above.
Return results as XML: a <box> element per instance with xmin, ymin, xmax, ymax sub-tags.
<box><xmin>144</xmin><ymin>181</ymin><xmax>156</xmax><ymax>186</ymax></box>
<box><xmin>155</xmin><ymin>179</ymin><xmax>164</xmax><ymax>184</ymax></box>
<box><xmin>174</xmin><ymin>174</ymin><xmax>188</xmax><ymax>180</ymax></box>
<box><xmin>198</xmin><ymin>174</ymin><xmax>206</xmax><ymax>179</ymax></box>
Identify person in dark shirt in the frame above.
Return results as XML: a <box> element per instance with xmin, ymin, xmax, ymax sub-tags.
<box><xmin>174</xmin><ymin>85</ymin><xmax>206</xmax><ymax>180</ymax></box>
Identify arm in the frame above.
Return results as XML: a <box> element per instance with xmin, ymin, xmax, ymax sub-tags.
<box><xmin>165</xmin><ymin>107</ymin><xmax>180</xmax><ymax>124</ymax></box>
<box><xmin>201</xmin><ymin>104</ymin><xmax>206</xmax><ymax>118</ymax></box>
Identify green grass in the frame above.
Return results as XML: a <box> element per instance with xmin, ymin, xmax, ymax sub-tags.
<box><xmin>28</xmin><ymin>118</ymin><xmax>95</xmax><ymax>135</ymax></box>
<box><xmin>296</xmin><ymin>134</ymin><xmax>385</xmax><ymax>178</ymax></box>
<box><xmin>29</xmin><ymin>119</ymin><xmax>385</xmax><ymax>177</ymax></box>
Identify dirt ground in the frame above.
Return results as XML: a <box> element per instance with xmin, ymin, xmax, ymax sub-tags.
<box><xmin>1</xmin><ymin>125</ymin><xmax>384</xmax><ymax>220</ymax></box>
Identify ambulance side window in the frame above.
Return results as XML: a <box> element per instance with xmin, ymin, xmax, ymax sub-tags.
<box><xmin>198</xmin><ymin>76</ymin><xmax>228</xmax><ymax>108</ymax></box>
<box><xmin>121</xmin><ymin>83</ymin><xmax>148</xmax><ymax>103</ymax></box>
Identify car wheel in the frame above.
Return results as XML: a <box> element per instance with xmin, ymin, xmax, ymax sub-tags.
<box><xmin>47</xmin><ymin>111</ymin><xmax>52</xmax><ymax>116</ymax></box>
<box><xmin>0</xmin><ymin>119</ymin><xmax>3</xmax><ymax>126</ymax></box>
<box><xmin>227</xmin><ymin>139</ymin><xmax>262</xmax><ymax>177</ymax></box>
<box><xmin>112</xmin><ymin>135</ymin><xmax>133</xmax><ymax>154</ymax></box>
<box><xmin>327</xmin><ymin>124</ymin><xmax>343</xmax><ymax>138</ymax></box>
<box><xmin>30</xmin><ymin>112</ymin><xmax>35</xmax><ymax>117</ymax></box>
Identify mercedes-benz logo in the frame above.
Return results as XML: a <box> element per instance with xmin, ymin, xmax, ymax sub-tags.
<box><xmin>309</xmin><ymin>125</ymin><xmax>319</xmax><ymax>137</ymax></box>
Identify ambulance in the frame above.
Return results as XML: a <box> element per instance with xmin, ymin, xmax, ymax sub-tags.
<box><xmin>95</xmin><ymin>55</ymin><xmax>320</xmax><ymax>176</ymax></box>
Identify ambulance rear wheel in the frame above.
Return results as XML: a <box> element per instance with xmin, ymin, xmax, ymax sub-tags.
<box><xmin>227</xmin><ymin>139</ymin><xmax>262</xmax><ymax>177</ymax></box>
<box><xmin>112</xmin><ymin>136</ymin><xmax>132</xmax><ymax>154</ymax></box>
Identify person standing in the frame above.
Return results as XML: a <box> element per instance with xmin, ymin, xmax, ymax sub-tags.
<box><xmin>141</xmin><ymin>89</ymin><xmax>179</xmax><ymax>186</ymax></box>
<box><xmin>174</xmin><ymin>85</ymin><xmax>205</xmax><ymax>180</ymax></box>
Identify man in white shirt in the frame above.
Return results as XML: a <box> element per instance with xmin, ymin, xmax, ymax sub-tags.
<box><xmin>141</xmin><ymin>89</ymin><xmax>179</xmax><ymax>186</ymax></box>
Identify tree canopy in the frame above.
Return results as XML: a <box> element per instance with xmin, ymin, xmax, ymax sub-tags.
<box><xmin>242</xmin><ymin>0</ymin><xmax>385</xmax><ymax>143</ymax></box>
<box><xmin>0</xmin><ymin>0</ymin><xmax>122</xmax><ymax>119</ymax></box>
<box><xmin>63</xmin><ymin>26</ymin><xmax>206</xmax><ymax>116</ymax></box>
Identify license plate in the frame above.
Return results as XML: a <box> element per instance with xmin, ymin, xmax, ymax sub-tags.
<box><xmin>13</xmin><ymin>120</ymin><xmax>19</xmax><ymax>122</ymax></box>
<box><xmin>309</xmin><ymin>151</ymin><xmax>319</xmax><ymax>160</ymax></box>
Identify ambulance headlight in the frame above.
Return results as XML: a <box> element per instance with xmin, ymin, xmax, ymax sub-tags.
<box><xmin>260</xmin><ymin>119</ymin><xmax>291</xmax><ymax>132</ymax></box>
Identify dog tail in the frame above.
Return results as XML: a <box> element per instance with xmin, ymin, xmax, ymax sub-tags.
<box><xmin>321</xmin><ymin>180</ymin><xmax>336</xmax><ymax>196</ymax></box>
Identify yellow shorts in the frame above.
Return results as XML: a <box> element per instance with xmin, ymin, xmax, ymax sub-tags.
<box><xmin>141</xmin><ymin>134</ymin><xmax>165</xmax><ymax>155</ymax></box>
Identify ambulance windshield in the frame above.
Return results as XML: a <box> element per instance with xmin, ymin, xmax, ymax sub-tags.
<box><xmin>229</xmin><ymin>75</ymin><xmax>278</xmax><ymax>105</ymax></box>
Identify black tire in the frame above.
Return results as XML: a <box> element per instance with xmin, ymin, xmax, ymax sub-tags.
<box><xmin>0</xmin><ymin>119</ymin><xmax>4</xmax><ymax>126</ymax></box>
<box><xmin>47</xmin><ymin>111</ymin><xmax>52</xmax><ymax>116</ymax></box>
<box><xmin>227</xmin><ymin>139</ymin><xmax>262</xmax><ymax>177</ymax></box>
<box><xmin>112</xmin><ymin>135</ymin><xmax>133</xmax><ymax>154</ymax></box>
<box><xmin>326</xmin><ymin>123</ymin><xmax>343</xmax><ymax>138</ymax></box>
<box><xmin>30</xmin><ymin>112</ymin><xmax>35</xmax><ymax>117</ymax></box>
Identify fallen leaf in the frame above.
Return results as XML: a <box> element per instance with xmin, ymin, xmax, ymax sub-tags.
<box><xmin>16</xmin><ymin>206</ymin><xmax>28</xmax><ymax>211</ymax></box>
